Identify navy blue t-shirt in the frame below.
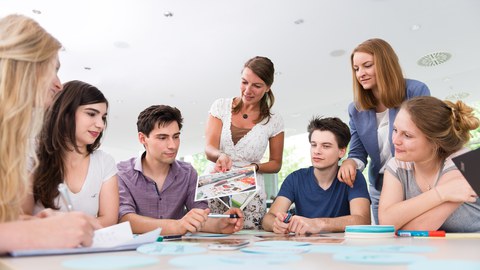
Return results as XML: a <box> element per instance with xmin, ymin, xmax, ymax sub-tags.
<box><xmin>277</xmin><ymin>167</ymin><xmax>370</xmax><ymax>218</ymax></box>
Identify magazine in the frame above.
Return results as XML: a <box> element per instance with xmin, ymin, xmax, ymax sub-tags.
<box><xmin>195</xmin><ymin>166</ymin><xmax>258</xmax><ymax>210</ymax></box>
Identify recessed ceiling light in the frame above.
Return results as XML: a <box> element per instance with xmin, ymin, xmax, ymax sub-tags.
<box><xmin>32</xmin><ymin>10</ymin><xmax>41</xmax><ymax>15</ymax></box>
<box><xmin>294</xmin><ymin>19</ymin><xmax>304</xmax><ymax>25</ymax></box>
<box><xmin>84</xmin><ymin>67</ymin><xmax>92</xmax><ymax>70</ymax></box>
<box><xmin>274</xmin><ymin>71</ymin><xmax>282</xmax><ymax>76</ymax></box>
<box><xmin>417</xmin><ymin>52</ymin><xmax>452</xmax><ymax>67</ymax></box>
<box><xmin>114</xmin><ymin>41</ymin><xmax>130</xmax><ymax>49</ymax></box>
<box><xmin>164</xmin><ymin>11</ymin><xmax>174</xmax><ymax>17</ymax></box>
<box><xmin>410</xmin><ymin>24</ymin><xmax>421</xmax><ymax>31</ymax></box>
<box><xmin>330</xmin><ymin>49</ymin><xmax>346</xmax><ymax>57</ymax></box>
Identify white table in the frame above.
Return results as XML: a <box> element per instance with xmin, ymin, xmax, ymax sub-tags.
<box><xmin>2</xmin><ymin>232</ymin><xmax>479</xmax><ymax>270</ymax></box>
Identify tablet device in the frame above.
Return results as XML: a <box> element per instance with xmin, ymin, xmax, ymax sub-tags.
<box><xmin>452</xmin><ymin>147</ymin><xmax>480</xmax><ymax>195</ymax></box>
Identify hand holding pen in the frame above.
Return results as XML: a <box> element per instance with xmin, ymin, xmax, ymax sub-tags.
<box><xmin>272</xmin><ymin>212</ymin><xmax>293</xmax><ymax>234</ymax></box>
<box><xmin>283</xmin><ymin>212</ymin><xmax>293</xmax><ymax>223</ymax></box>
<box><xmin>215</xmin><ymin>207</ymin><xmax>244</xmax><ymax>234</ymax></box>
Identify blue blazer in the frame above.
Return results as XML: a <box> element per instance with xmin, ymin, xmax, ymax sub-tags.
<box><xmin>347</xmin><ymin>79</ymin><xmax>430</xmax><ymax>190</ymax></box>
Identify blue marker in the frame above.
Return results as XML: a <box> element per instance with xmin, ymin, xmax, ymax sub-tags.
<box><xmin>283</xmin><ymin>212</ymin><xmax>293</xmax><ymax>223</ymax></box>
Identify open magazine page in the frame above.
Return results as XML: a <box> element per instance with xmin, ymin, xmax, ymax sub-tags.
<box><xmin>195</xmin><ymin>166</ymin><xmax>257</xmax><ymax>210</ymax></box>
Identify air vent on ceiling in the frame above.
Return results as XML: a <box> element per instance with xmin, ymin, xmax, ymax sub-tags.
<box><xmin>417</xmin><ymin>52</ymin><xmax>452</xmax><ymax>67</ymax></box>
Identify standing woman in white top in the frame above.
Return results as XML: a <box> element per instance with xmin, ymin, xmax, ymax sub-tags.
<box><xmin>25</xmin><ymin>80</ymin><xmax>119</xmax><ymax>227</ymax></box>
<box><xmin>205</xmin><ymin>56</ymin><xmax>284</xmax><ymax>229</ymax></box>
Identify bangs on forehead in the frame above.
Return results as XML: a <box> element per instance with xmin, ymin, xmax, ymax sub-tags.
<box><xmin>155</xmin><ymin>120</ymin><xmax>175</xmax><ymax>129</ymax></box>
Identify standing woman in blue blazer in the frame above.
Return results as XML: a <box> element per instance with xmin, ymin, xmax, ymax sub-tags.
<box><xmin>337</xmin><ymin>38</ymin><xmax>430</xmax><ymax>224</ymax></box>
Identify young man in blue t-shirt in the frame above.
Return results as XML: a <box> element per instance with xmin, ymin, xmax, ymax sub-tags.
<box><xmin>262</xmin><ymin>117</ymin><xmax>371</xmax><ymax>234</ymax></box>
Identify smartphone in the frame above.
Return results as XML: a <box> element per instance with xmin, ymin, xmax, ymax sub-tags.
<box><xmin>207</xmin><ymin>240</ymin><xmax>250</xmax><ymax>250</ymax></box>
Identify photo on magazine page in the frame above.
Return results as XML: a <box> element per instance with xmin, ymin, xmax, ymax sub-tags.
<box><xmin>195</xmin><ymin>166</ymin><xmax>257</xmax><ymax>202</ymax></box>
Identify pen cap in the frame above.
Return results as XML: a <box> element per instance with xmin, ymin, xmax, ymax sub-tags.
<box><xmin>429</xmin><ymin>231</ymin><xmax>446</xmax><ymax>237</ymax></box>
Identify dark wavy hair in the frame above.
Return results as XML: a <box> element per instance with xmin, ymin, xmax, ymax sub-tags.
<box><xmin>136</xmin><ymin>105</ymin><xmax>183</xmax><ymax>136</ymax></box>
<box><xmin>307</xmin><ymin>116</ymin><xmax>351</xmax><ymax>149</ymax></box>
<box><xmin>33</xmin><ymin>80</ymin><xmax>108</xmax><ymax>209</ymax></box>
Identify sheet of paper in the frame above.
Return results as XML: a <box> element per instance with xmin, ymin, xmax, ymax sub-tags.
<box><xmin>195</xmin><ymin>167</ymin><xmax>257</xmax><ymax>202</ymax></box>
<box><xmin>136</xmin><ymin>242</ymin><xmax>206</xmax><ymax>255</ymax></box>
<box><xmin>333</xmin><ymin>252</ymin><xmax>426</xmax><ymax>265</ymax></box>
<box><xmin>92</xmin><ymin>222</ymin><xmax>134</xmax><ymax>248</ymax></box>
<box><xmin>445</xmin><ymin>233</ymin><xmax>480</xmax><ymax>239</ymax></box>
<box><xmin>62</xmin><ymin>256</ymin><xmax>159</xmax><ymax>269</ymax></box>
<box><xmin>257</xmin><ymin>234</ymin><xmax>344</xmax><ymax>244</ymax></box>
<box><xmin>8</xmin><ymin>221</ymin><xmax>161</xmax><ymax>257</ymax></box>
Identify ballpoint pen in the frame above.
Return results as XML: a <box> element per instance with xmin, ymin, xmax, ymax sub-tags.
<box><xmin>57</xmin><ymin>183</ymin><xmax>74</xmax><ymax>212</ymax></box>
<box><xmin>208</xmin><ymin>214</ymin><xmax>239</xmax><ymax>218</ymax></box>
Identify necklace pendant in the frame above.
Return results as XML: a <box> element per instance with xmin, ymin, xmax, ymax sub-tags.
<box><xmin>242</xmin><ymin>114</ymin><xmax>248</xmax><ymax>119</ymax></box>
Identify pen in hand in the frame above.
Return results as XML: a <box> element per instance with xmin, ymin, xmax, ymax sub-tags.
<box><xmin>283</xmin><ymin>212</ymin><xmax>293</xmax><ymax>223</ymax></box>
<box><xmin>58</xmin><ymin>183</ymin><xmax>74</xmax><ymax>212</ymax></box>
<box><xmin>208</xmin><ymin>213</ymin><xmax>239</xmax><ymax>218</ymax></box>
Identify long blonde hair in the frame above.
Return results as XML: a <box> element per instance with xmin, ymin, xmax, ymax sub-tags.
<box><xmin>0</xmin><ymin>14</ymin><xmax>61</xmax><ymax>222</ymax></box>
<box><xmin>351</xmin><ymin>38</ymin><xmax>406</xmax><ymax>110</ymax></box>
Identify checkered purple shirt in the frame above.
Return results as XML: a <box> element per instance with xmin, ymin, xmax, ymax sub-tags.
<box><xmin>117</xmin><ymin>153</ymin><xmax>207</xmax><ymax>220</ymax></box>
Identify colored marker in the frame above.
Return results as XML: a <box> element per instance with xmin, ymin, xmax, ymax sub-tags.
<box><xmin>208</xmin><ymin>214</ymin><xmax>239</xmax><ymax>218</ymax></box>
<box><xmin>283</xmin><ymin>212</ymin><xmax>293</xmax><ymax>223</ymax></box>
<box><xmin>157</xmin><ymin>234</ymin><xmax>183</xmax><ymax>241</ymax></box>
<box><xmin>396</xmin><ymin>230</ymin><xmax>446</xmax><ymax>237</ymax></box>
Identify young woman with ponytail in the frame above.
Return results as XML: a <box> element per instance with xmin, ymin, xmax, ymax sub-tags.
<box><xmin>378</xmin><ymin>96</ymin><xmax>480</xmax><ymax>232</ymax></box>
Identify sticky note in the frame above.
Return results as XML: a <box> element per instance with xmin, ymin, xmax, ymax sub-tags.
<box><xmin>334</xmin><ymin>252</ymin><xmax>425</xmax><ymax>265</ymax></box>
<box><xmin>136</xmin><ymin>242</ymin><xmax>206</xmax><ymax>255</ymax></box>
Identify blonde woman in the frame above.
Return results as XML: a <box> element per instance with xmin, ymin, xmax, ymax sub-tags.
<box><xmin>337</xmin><ymin>38</ymin><xmax>431</xmax><ymax>223</ymax></box>
<box><xmin>379</xmin><ymin>96</ymin><xmax>480</xmax><ymax>232</ymax></box>
<box><xmin>0</xmin><ymin>14</ymin><xmax>99</xmax><ymax>253</ymax></box>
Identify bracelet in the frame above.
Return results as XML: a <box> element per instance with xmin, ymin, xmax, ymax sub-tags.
<box><xmin>252</xmin><ymin>163</ymin><xmax>260</xmax><ymax>172</ymax></box>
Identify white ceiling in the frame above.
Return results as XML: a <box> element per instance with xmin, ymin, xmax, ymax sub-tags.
<box><xmin>2</xmin><ymin>0</ymin><xmax>480</xmax><ymax>161</ymax></box>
